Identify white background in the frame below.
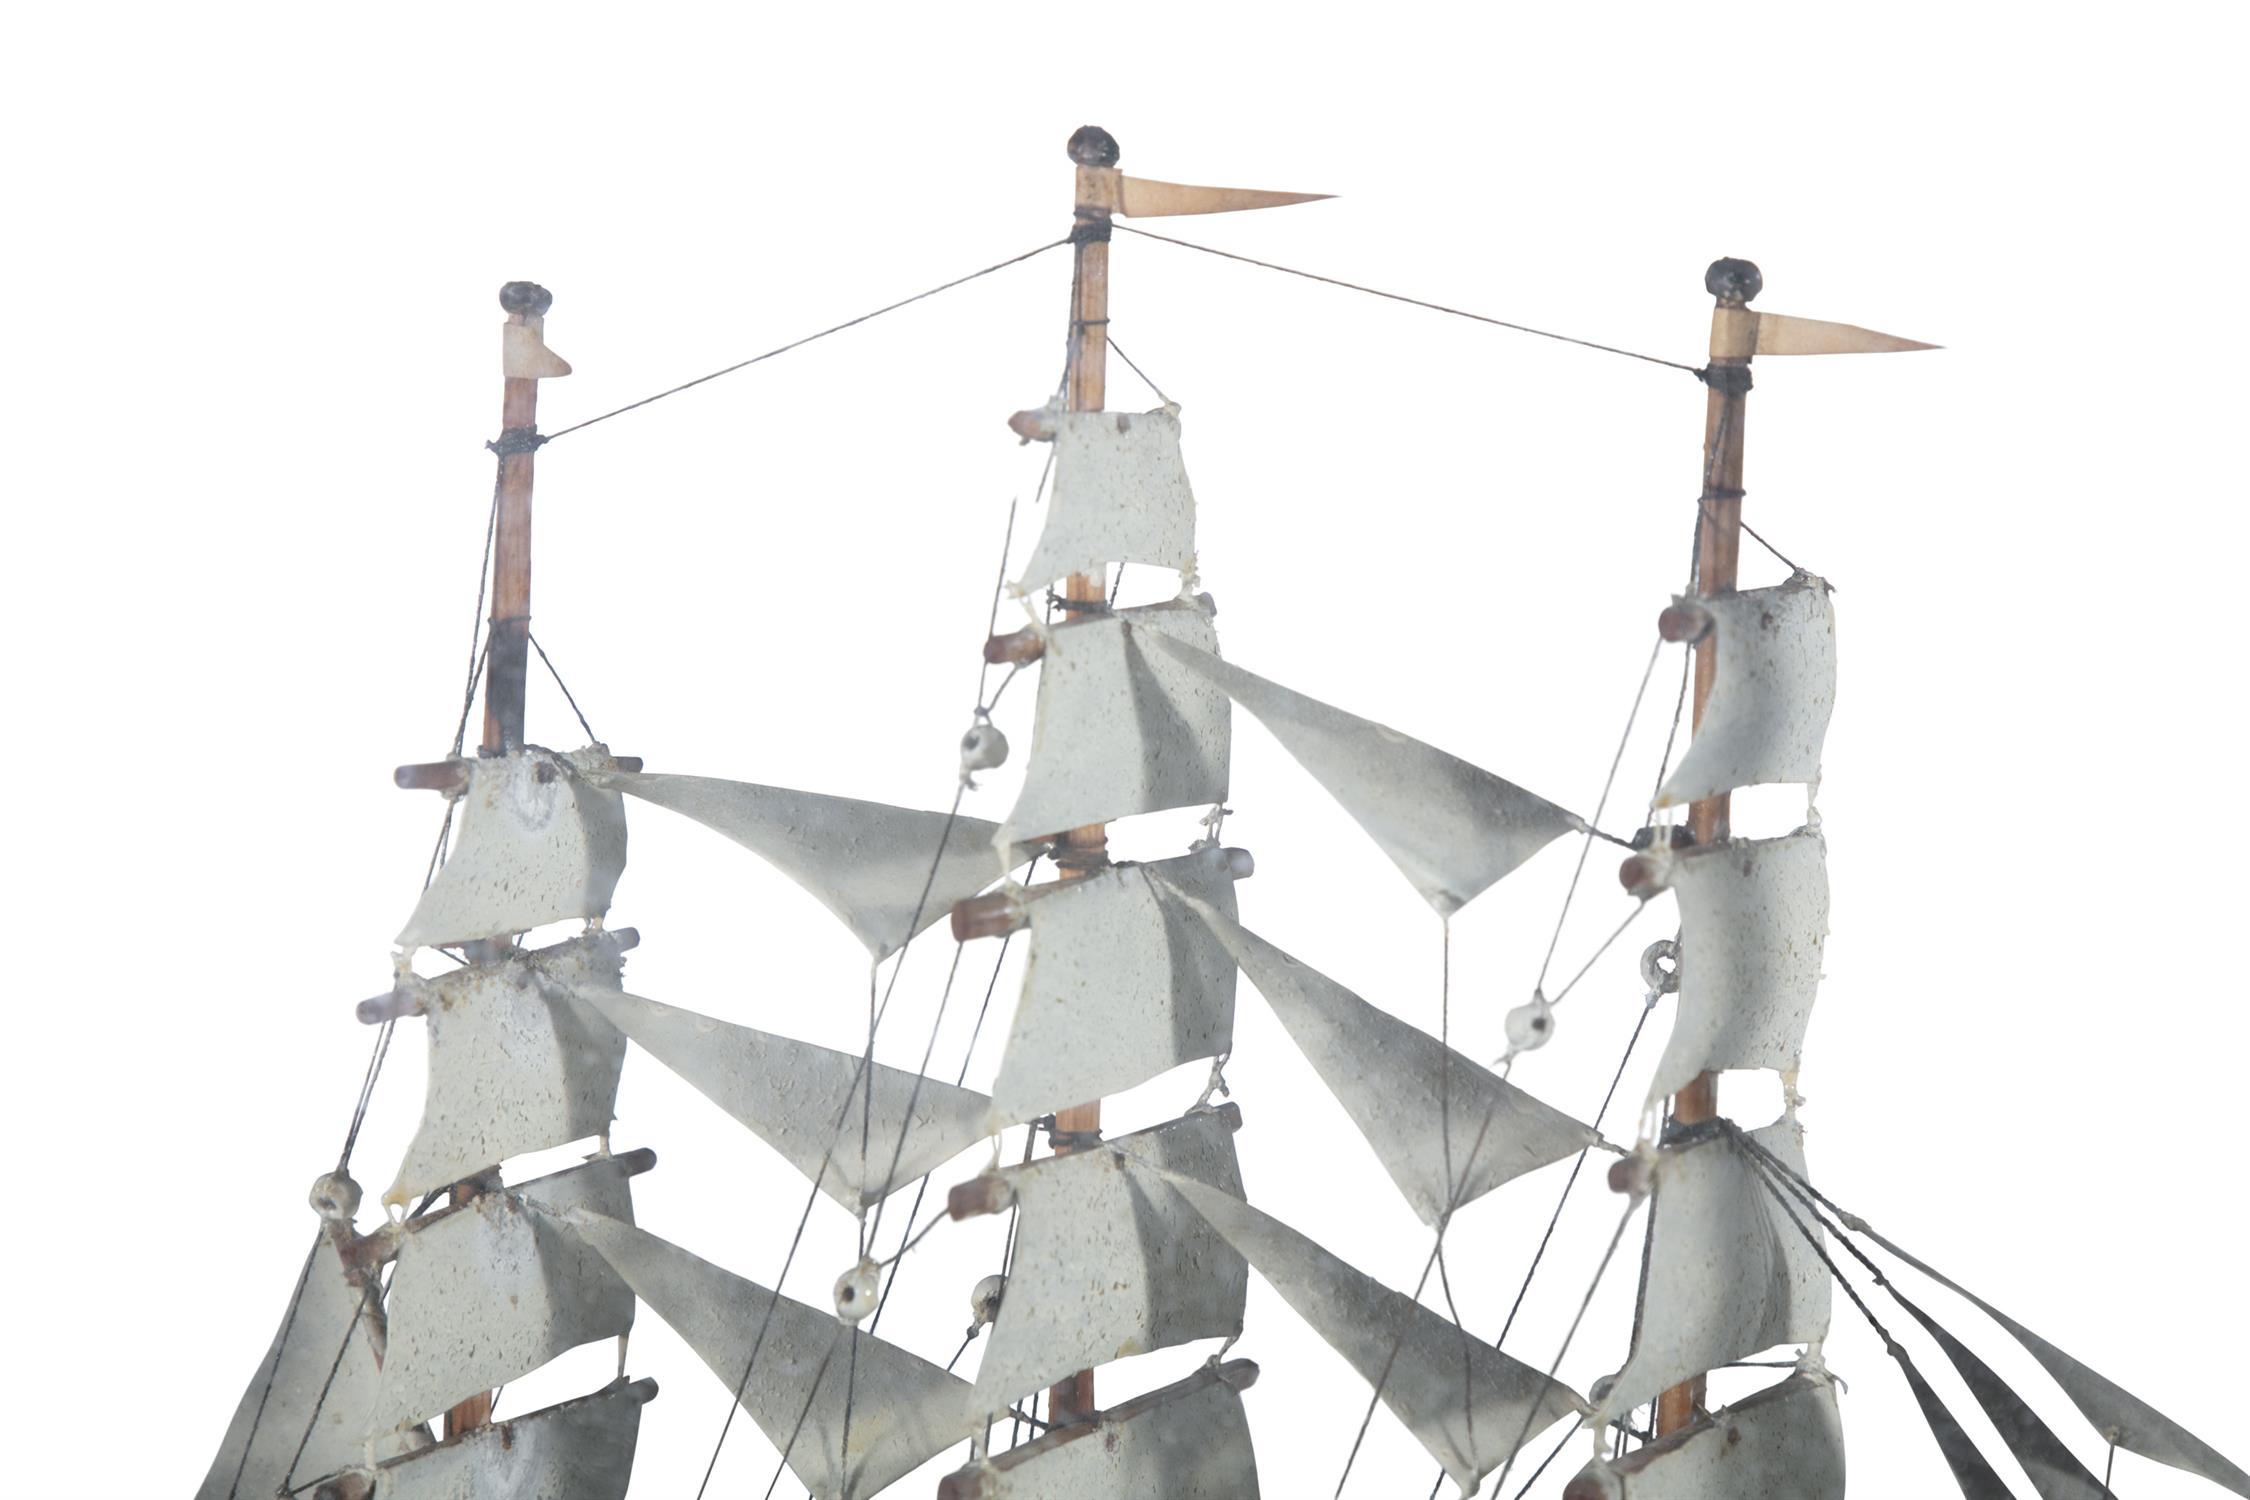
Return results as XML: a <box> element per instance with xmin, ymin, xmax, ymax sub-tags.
<box><xmin>6</xmin><ymin>5</ymin><xmax>2246</xmax><ymax>1497</ymax></box>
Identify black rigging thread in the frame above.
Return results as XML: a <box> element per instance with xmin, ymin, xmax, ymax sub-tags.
<box><xmin>1105</xmin><ymin>333</ymin><xmax>1172</xmax><ymax>406</ymax></box>
<box><xmin>219</xmin><ymin>1233</ymin><xmax>320</xmax><ymax>1500</ymax></box>
<box><xmin>529</xmin><ymin>632</ymin><xmax>599</xmax><ymax>744</ymax></box>
<box><xmin>541</xmin><ymin>238</ymin><xmax>1072</xmax><ymax>443</ymax></box>
<box><xmin>1111</xmin><ymin>221</ymin><xmax>1705</xmax><ymax>376</ymax></box>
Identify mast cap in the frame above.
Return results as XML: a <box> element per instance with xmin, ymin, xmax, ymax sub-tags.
<box><xmin>1705</xmin><ymin>258</ymin><xmax>1762</xmax><ymax>305</ymax></box>
<box><xmin>1067</xmin><ymin>125</ymin><xmax>1121</xmax><ymax>167</ymax></box>
<box><xmin>499</xmin><ymin>281</ymin><xmax>555</xmax><ymax>317</ymax></box>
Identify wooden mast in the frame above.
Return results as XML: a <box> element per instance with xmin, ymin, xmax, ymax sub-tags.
<box><xmin>1652</xmin><ymin>256</ymin><xmax>1760</xmax><ymax>1439</ymax></box>
<box><xmin>446</xmin><ymin>279</ymin><xmax>558</xmax><ymax>1439</ymax></box>
<box><xmin>1041</xmin><ymin>122</ymin><xmax>1120</xmax><ymax>1429</ymax></box>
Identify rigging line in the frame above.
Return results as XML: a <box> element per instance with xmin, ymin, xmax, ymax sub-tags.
<box><xmin>865</xmin><ymin>940</ymin><xmax>969</xmax><ymax>1248</ymax></box>
<box><xmin>1548</xmin><ymin>900</ymin><xmax>1652</xmax><ymax>1009</ymax></box>
<box><xmin>1105</xmin><ymin>334</ymin><xmax>1171</xmax><ymax>406</ymax></box>
<box><xmin>760</xmin><ymin>1325</ymin><xmax>845</xmax><ymax>1500</ymax></box>
<box><xmin>543</xmin><ymin>238</ymin><xmax>1072</xmax><ymax>443</ymax></box>
<box><xmin>1419</xmin><ymin>992</ymin><xmax>1661</xmax><ymax>1500</ymax></box>
<box><xmin>838</xmin><ymin>1326</ymin><xmax>863</xmax><ymax>1500</ymax></box>
<box><xmin>945</xmin><ymin>1328</ymin><xmax>978</xmax><ymax>1374</ymax></box>
<box><xmin>1646</xmin><ymin>646</ymin><xmax>1693</xmax><ymax>821</ymax></box>
<box><xmin>448</xmin><ymin>478</ymin><xmax>502</xmax><ymax>758</ymax></box>
<box><xmin>1489</xmin><ymin>1197</ymin><xmax>1644</xmax><ymax>1497</ymax></box>
<box><xmin>336</xmin><ymin>1017</ymin><xmax>397</xmax><ymax>1172</ymax></box>
<box><xmin>220</xmin><ymin>1232</ymin><xmax>321</xmax><ymax>1500</ymax></box>
<box><xmin>528</xmin><ymin>632</ymin><xmax>599</xmax><ymax>744</ymax></box>
<box><xmin>277</xmin><ymin>1271</ymin><xmax>383</xmax><ymax>1497</ymax></box>
<box><xmin>1507</xmin><ymin>1419</ymin><xmax>1581</xmax><ymax>1500</ymax></box>
<box><xmin>421</xmin><ymin>800</ymin><xmax>458</xmax><ymax>890</ymax></box>
<box><xmin>2103</xmin><ymin>1441</ymin><xmax>2117</xmax><ymax>1499</ymax></box>
<box><xmin>1694</xmin><ymin>491</ymin><xmax>1804</xmax><ymax>577</ymax></box>
<box><xmin>1536</xmin><ymin>637</ymin><xmax>1666</xmax><ymax>997</ymax></box>
<box><xmin>974</xmin><ymin>493</ymin><xmax>1026</xmax><ymax>711</ymax></box>
<box><xmin>1111</xmin><ymin>221</ymin><xmax>1704</xmax><ymax>376</ymax></box>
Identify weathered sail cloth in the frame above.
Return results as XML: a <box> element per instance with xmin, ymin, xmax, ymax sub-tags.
<box><xmin>1593</xmin><ymin>1121</ymin><xmax>1830</xmax><ymax>1421</ymax></box>
<box><xmin>987</xmin><ymin>848</ymin><xmax>1240</xmax><ymax>1125</ymax></box>
<box><xmin>996</xmin><ymin>599</ymin><xmax>1230</xmax><ymax>850</ymax></box>
<box><xmin>1184</xmin><ymin>893</ymin><xmax>1595</xmax><ymax>1224</ymax></box>
<box><xmin>1645</xmin><ymin>832</ymin><xmax>1828</xmax><ymax>1103</ymax></box>
<box><xmin>196</xmin><ymin>1233</ymin><xmax>390</xmax><ymax>1500</ymax></box>
<box><xmin>371</xmin><ymin>1156</ymin><xmax>639</xmax><ymax>1435</ymax></box>
<box><xmin>939</xmin><ymin>1362</ymin><xmax>1261</xmax><ymax>1500</ymax></box>
<box><xmin>572</xmin><ymin>984</ymin><xmax>991</xmax><ymax>1209</ymax></box>
<box><xmin>1164</xmin><ymin>1175</ymin><xmax>1584</xmax><ymax>1495</ymax></box>
<box><xmin>587</xmin><ymin>768</ymin><xmax>1033</xmax><ymax>960</ymax></box>
<box><xmin>1657</xmin><ymin>574</ymin><xmax>1836</xmax><ymax>807</ymax></box>
<box><xmin>1015</xmin><ymin>406</ymin><xmax>1197</xmax><ymax>593</ymax></box>
<box><xmin>970</xmin><ymin>1111</ymin><xmax>1248</xmax><ymax>1414</ymax></box>
<box><xmin>397</xmin><ymin>748</ymin><xmax>628</xmax><ymax>950</ymax></box>
<box><xmin>1564</xmin><ymin>1373</ymin><xmax>1844</xmax><ymax>1500</ymax></box>
<box><xmin>1859</xmin><ymin>1223</ymin><xmax>2250</xmax><ymax>1496</ymax></box>
<box><xmin>566</xmin><ymin>1212</ymin><xmax>970</xmax><ymax>1500</ymax></box>
<box><xmin>339</xmin><ymin>1378</ymin><xmax>655</xmax><ymax>1500</ymax></box>
<box><xmin>384</xmin><ymin>932</ymin><xmax>629</xmax><ymax>1207</ymax></box>
<box><xmin>1150</xmin><ymin>635</ymin><xmax>1578</xmax><ymax>914</ymax></box>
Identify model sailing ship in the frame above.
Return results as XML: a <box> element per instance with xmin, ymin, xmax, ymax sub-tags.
<box><xmin>195</xmin><ymin>128</ymin><xmax>2250</xmax><ymax>1500</ymax></box>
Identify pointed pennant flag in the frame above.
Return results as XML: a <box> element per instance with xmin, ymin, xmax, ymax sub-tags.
<box><xmin>570</xmin><ymin>984</ymin><xmax>991</xmax><ymax>1209</ymax></box>
<box><xmin>588</xmin><ymin>769</ymin><xmax>1037</xmax><ymax>960</ymax></box>
<box><xmin>565</xmin><ymin>1212</ymin><xmax>971</xmax><ymax>1500</ymax></box>
<box><xmin>1163</xmin><ymin>1175</ymin><xmax>1584</xmax><ymax>1494</ymax></box>
<box><xmin>1566</xmin><ymin>1372</ymin><xmax>1844</xmax><ymax>1500</ymax></box>
<box><xmin>1180</xmin><ymin>893</ymin><xmax>1595</xmax><ymax>1225</ymax></box>
<box><xmin>1710</xmin><ymin>305</ymin><xmax>1937</xmax><ymax>358</ymax></box>
<box><xmin>1075</xmin><ymin>165</ymin><xmax>1331</xmax><ymax>219</ymax></box>
<box><xmin>1149</xmin><ymin>633</ymin><xmax>1579</xmax><ymax>914</ymax></box>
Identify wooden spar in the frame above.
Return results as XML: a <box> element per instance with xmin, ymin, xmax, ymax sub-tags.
<box><xmin>1041</xmin><ymin>122</ymin><xmax>1121</xmax><ymax>1430</ymax></box>
<box><xmin>1653</xmin><ymin>256</ymin><xmax>1761</xmax><ymax>1440</ymax></box>
<box><xmin>447</xmin><ymin>280</ymin><xmax>564</xmax><ymax>1440</ymax></box>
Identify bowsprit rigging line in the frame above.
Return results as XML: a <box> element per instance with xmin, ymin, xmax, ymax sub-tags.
<box><xmin>1111</xmin><ymin>221</ymin><xmax>1707</xmax><ymax>375</ymax></box>
<box><xmin>540</xmin><ymin>238</ymin><xmax>1073</xmax><ymax>442</ymax></box>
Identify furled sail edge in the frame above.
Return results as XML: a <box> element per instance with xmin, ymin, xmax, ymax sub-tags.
<box><xmin>319</xmin><ymin>1377</ymin><xmax>656</xmax><ymax>1500</ymax></box>
<box><xmin>1160</xmin><ymin>1171</ymin><xmax>1585</xmax><ymax>1494</ymax></box>
<box><xmin>564</xmin><ymin>981</ymin><xmax>993</xmax><ymax>1210</ymax></box>
<box><xmin>1563</xmin><ymin>1370</ymin><xmax>1844</xmax><ymax>1500</ymax></box>
<box><xmin>1175</xmin><ymin>888</ymin><xmax>1597</xmax><ymax>1225</ymax></box>
<box><xmin>937</xmin><ymin>1360</ymin><xmax>1261</xmax><ymax>1500</ymax></box>
<box><xmin>965</xmin><ymin>1108</ymin><xmax>1248</xmax><ymax>1416</ymax></box>
<box><xmin>560</xmin><ymin>1209</ymin><xmax>972</xmax><ymax>1500</ymax></box>
<box><xmin>1146</xmin><ymin>631</ymin><xmax>1581</xmax><ymax>914</ymax></box>
<box><xmin>1858</xmin><ymin>1221</ymin><xmax>2250</xmax><ymax>1497</ymax></box>
<box><xmin>587</xmin><ymin>767</ymin><xmax>1043</xmax><ymax>960</ymax></box>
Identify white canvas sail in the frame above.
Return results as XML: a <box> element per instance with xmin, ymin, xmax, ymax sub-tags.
<box><xmin>397</xmin><ymin>748</ymin><xmax>628</xmax><ymax>951</ymax></box>
<box><xmin>1645</xmin><ymin>831</ymin><xmax>1828</xmax><ymax>1103</ymax></box>
<box><xmin>1565</xmin><ymin>1372</ymin><xmax>1844</xmax><ymax>1500</ymax></box>
<box><xmin>589</xmin><ymin>768</ymin><xmax>1035</xmax><ymax>959</ymax></box>
<box><xmin>1183</xmin><ymin>892</ymin><xmax>1596</xmax><ymax>1224</ymax></box>
<box><xmin>1164</xmin><ymin>1174</ymin><xmax>1584</xmax><ymax>1495</ymax></box>
<box><xmin>1657</xmin><ymin>574</ymin><xmax>1836</xmax><ymax>807</ymax></box>
<box><xmin>572</xmin><ymin>984</ymin><xmax>992</xmax><ymax>1209</ymax></box>
<box><xmin>986</xmin><ymin>847</ymin><xmax>1240</xmax><ymax>1125</ymax></box>
<box><xmin>996</xmin><ymin>599</ymin><xmax>1230</xmax><ymax>849</ymax></box>
<box><xmin>384</xmin><ymin>931</ymin><xmax>630</xmax><ymax>1207</ymax></box>
<box><xmin>968</xmin><ymin>1111</ymin><xmax>1248</xmax><ymax>1413</ymax></box>
<box><xmin>196</xmin><ymin>1234</ymin><xmax>391</xmax><ymax>1500</ymax></box>
<box><xmin>938</xmin><ymin>1362</ymin><xmax>1260</xmax><ymax>1500</ymax></box>
<box><xmin>329</xmin><ymin>1378</ymin><xmax>655</xmax><ymax>1500</ymax></box>
<box><xmin>565</xmin><ymin>1211</ymin><xmax>970</xmax><ymax>1500</ymax></box>
<box><xmin>1149</xmin><ymin>634</ymin><xmax>1578</xmax><ymax>913</ymax></box>
<box><xmin>1593</xmin><ymin>1121</ymin><xmax>1830</xmax><ymax>1420</ymax></box>
<box><xmin>1015</xmin><ymin>406</ymin><xmax>1197</xmax><ymax>593</ymax></box>
<box><xmin>371</xmin><ymin>1155</ymin><xmax>640</xmax><ymax>1435</ymax></box>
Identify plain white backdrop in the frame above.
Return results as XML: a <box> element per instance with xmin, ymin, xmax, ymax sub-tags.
<box><xmin>5</xmin><ymin>5</ymin><xmax>2245</xmax><ymax>1497</ymax></box>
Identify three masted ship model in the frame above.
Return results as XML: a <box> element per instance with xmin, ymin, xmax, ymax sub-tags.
<box><xmin>197</xmin><ymin>128</ymin><xmax>2247</xmax><ymax>1500</ymax></box>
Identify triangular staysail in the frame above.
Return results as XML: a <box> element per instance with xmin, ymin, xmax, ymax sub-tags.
<box><xmin>572</xmin><ymin>984</ymin><xmax>992</xmax><ymax>1208</ymax></box>
<box><xmin>565</xmin><ymin>1212</ymin><xmax>970</xmax><ymax>1500</ymax></box>
<box><xmin>371</xmin><ymin>1155</ymin><xmax>641</xmax><ymax>1435</ymax></box>
<box><xmin>996</xmin><ymin>599</ymin><xmax>1230</xmax><ymax>849</ymax></box>
<box><xmin>1183</xmin><ymin>894</ymin><xmax>1595</xmax><ymax>1224</ymax></box>
<box><xmin>986</xmin><ymin>848</ymin><xmax>1240</xmax><ymax>1125</ymax></box>
<box><xmin>1644</xmin><ymin>831</ymin><xmax>1828</xmax><ymax>1103</ymax></box>
<box><xmin>398</xmin><ymin>748</ymin><xmax>628</xmax><ymax>950</ymax></box>
<box><xmin>384</xmin><ymin>931</ymin><xmax>629</xmax><ymax>1206</ymax></box>
<box><xmin>1150</xmin><ymin>635</ymin><xmax>1579</xmax><ymax>914</ymax></box>
<box><xmin>1016</xmin><ymin>406</ymin><xmax>1197</xmax><ymax>594</ymax></box>
<box><xmin>938</xmin><ymin>1361</ymin><xmax>1262</xmax><ymax>1500</ymax></box>
<box><xmin>1657</xmin><ymin>574</ymin><xmax>1836</xmax><ymax>808</ymax></box>
<box><xmin>590</xmin><ymin>769</ymin><xmax>1035</xmax><ymax>960</ymax></box>
<box><xmin>966</xmin><ymin>1111</ymin><xmax>1248</xmax><ymax>1413</ymax></box>
<box><xmin>1592</xmin><ymin>1121</ymin><xmax>1830</xmax><ymax>1421</ymax></box>
<box><xmin>1564</xmin><ymin>1372</ymin><xmax>1844</xmax><ymax>1500</ymax></box>
<box><xmin>1164</xmin><ymin>1175</ymin><xmax>1584</xmax><ymax>1494</ymax></box>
